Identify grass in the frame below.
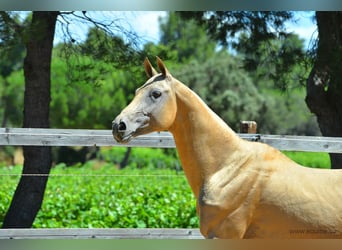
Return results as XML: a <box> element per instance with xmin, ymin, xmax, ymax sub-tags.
<box><xmin>283</xmin><ymin>151</ymin><xmax>331</xmax><ymax>169</ymax></box>
<box><xmin>0</xmin><ymin>162</ymin><xmax>198</xmax><ymax>228</ymax></box>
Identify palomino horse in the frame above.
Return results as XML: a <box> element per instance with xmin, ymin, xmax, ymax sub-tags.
<box><xmin>112</xmin><ymin>57</ymin><xmax>342</xmax><ymax>239</ymax></box>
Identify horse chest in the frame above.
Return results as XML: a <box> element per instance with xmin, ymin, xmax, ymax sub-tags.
<box><xmin>197</xmin><ymin>171</ymin><xmax>264</xmax><ymax>238</ymax></box>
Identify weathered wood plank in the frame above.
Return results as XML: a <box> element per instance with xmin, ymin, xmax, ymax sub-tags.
<box><xmin>259</xmin><ymin>134</ymin><xmax>342</xmax><ymax>153</ymax></box>
<box><xmin>0</xmin><ymin>228</ymin><xmax>203</xmax><ymax>239</ymax></box>
<box><xmin>240</xmin><ymin>134</ymin><xmax>342</xmax><ymax>153</ymax></box>
<box><xmin>0</xmin><ymin>128</ymin><xmax>174</xmax><ymax>148</ymax></box>
<box><xmin>0</xmin><ymin>128</ymin><xmax>341</xmax><ymax>153</ymax></box>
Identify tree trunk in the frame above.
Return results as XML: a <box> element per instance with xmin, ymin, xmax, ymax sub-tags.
<box><xmin>2</xmin><ymin>11</ymin><xmax>59</xmax><ymax>228</ymax></box>
<box><xmin>305</xmin><ymin>12</ymin><xmax>342</xmax><ymax>169</ymax></box>
<box><xmin>119</xmin><ymin>147</ymin><xmax>132</xmax><ymax>169</ymax></box>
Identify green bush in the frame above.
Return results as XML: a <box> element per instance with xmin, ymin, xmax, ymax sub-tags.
<box><xmin>283</xmin><ymin>151</ymin><xmax>331</xmax><ymax>169</ymax></box>
<box><xmin>99</xmin><ymin>147</ymin><xmax>181</xmax><ymax>170</ymax></box>
<box><xmin>0</xmin><ymin>165</ymin><xmax>21</xmax><ymax>224</ymax></box>
<box><xmin>0</xmin><ymin>163</ymin><xmax>198</xmax><ymax>228</ymax></box>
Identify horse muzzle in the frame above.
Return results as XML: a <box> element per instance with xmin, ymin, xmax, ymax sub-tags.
<box><xmin>112</xmin><ymin>115</ymin><xmax>150</xmax><ymax>143</ymax></box>
<box><xmin>112</xmin><ymin>120</ymin><xmax>130</xmax><ymax>143</ymax></box>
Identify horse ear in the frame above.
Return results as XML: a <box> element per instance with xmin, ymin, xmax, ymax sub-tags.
<box><xmin>144</xmin><ymin>57</ymin><xmax>158</xmax><ymax>78</ymax></box>
<box><xmin>156</xmin><ymin>56</ymin><xmax>171</xmax><ymax>77</ymax></box>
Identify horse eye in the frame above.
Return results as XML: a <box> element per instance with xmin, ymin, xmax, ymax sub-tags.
<box><xmin>151</xmin><ymin>90</ymin><xmax>162</xmax><ymax>99</ymax></box>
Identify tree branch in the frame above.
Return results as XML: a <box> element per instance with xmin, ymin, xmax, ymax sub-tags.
<box><xmin>57</xmin><ymin>11</ymin><xmax>141</xmax><ymax>48</ymax></box>
<box><xmin>0</xmin><ymin>11</ymin><xmax>23</xmax><ymax>35</ymax></box>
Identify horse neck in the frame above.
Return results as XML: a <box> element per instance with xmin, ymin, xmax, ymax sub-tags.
<box><xmin>168</xmin><ymin>80</ymin><xmax>242</xmax><ymax>198</ymax></box>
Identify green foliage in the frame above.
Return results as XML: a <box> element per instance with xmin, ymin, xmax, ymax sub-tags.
<box><xmin>174</xmin><ymin>52</ymin><xmax>266</xmax><ymax>131</ymax></box>
<box><xmin>171</xmin><ymin>12</ymin><xmax>319</xmax><ymax>135</ymax></box>
<box><xmin>283</xmin><ymin>151</ymin><xmax>330</xmax><ymax>169</ymax></box>
<box><xmin>256</xmin><ymin>88</ymin><xmax>320</xmax><ymax>135</ymax></box>
<box><xmin>0</xmin><ymin>12</ymin><xmax>26</xmax><ymax>127</ymax></box>
<box><xmin>143</xmin><ymin>42</ymin><xmax>178</xmax><ymax>63</ymax></box>
<box><xmin>0</xmin><ymin>70</ymin><xmax>24</xmax><ymax>127</ymax></box>
<box><xmin>0</xmin><ymin>12</ymin><xmax>26</xmax><ymax>77</ymax></box>
<box><xmin>237</xmin><ymin>32</ymin><xmax>308</xmax><ymax>90</ymax></box>
<box><xmin>146</xmin><ymin>13</ymin><xmax>319</xmax><ymax>135</ymax></box>
<box><xmin>80</xmin><ymin>27</ymin><xmax>143</xmax><ymax>67</ymax></box>
<box><xmin>177</xmin><ymin>11</ymin><xmax>294</xmax><ymax>49</ymax></box>
<box><xmin>222</xmin><ymin>28</ymin><xmax>319</xmax><ymax>135</ymax></box>
<box><xmin>0</xmin><ymin>165</ymin><xmax>21</xmax><ymax>223</ymax></box>
<box><xmin>48</xmin><ymin>27</ymin><xmax>149</xmax><ymax>129</ymax></box>
<box><xmin>99</xmin><ymin>147</ymin><xmax>181</xmax><ymax>170</ymax></box>
<box><xmin>235</xmin><ymin>32</ymin><xmax>319</xmax><ymax>135</ymax></box>
<box><xmin>158</xmin><ymin>12</ymin><xmax>216</xmax><ymax>63</ymax></box>
<box><xmin>0</xmin><ymin>164</ymin><xmax>198</xmax><ymax>228</ymax></box>
<box><xmin>50</xmin><ymin>47</ymin><xmax>143</xmax><ymax>129</ymax></box>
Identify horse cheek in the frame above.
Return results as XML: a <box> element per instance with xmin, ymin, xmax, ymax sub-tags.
<box><xmin>156</xmin><ymin>102</ymin><xmax>176</xmax><ymax>129</ymax></box>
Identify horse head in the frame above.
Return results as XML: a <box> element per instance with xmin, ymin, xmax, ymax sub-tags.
<box><xmin>112</xmin><ymin>57</ymin><xmax>177</xmax><ymax>143</ymax></box>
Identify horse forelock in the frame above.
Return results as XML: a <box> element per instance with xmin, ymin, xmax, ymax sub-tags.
<box><xmin>135</xmin><ymin>74</ymin><xmax>168</xmax><ymax>94</ymax></box>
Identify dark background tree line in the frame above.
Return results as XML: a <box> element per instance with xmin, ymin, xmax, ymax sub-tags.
<box><xmin>0</xmin><ymin>11</ymin><xmax>341</xmax><ymax>228</ymax></box>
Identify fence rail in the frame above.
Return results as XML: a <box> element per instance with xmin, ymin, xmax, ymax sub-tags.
<box><xmin>0</xmin><ymin>228</ymin><xmax>203</xmax><ymax>239</ymax></box>
<box><xmin>0</xmin><ymin>128</ymin><xmax>342</xmax><ymax>153</ymax></box>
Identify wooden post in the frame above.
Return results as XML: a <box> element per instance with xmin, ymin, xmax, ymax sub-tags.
<box><xmin>240</xmin><ymin>121</ymin><xmax>257</xmax><ymax>134</ymax></box>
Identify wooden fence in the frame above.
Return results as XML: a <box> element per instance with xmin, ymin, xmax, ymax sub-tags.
<box><xmin>0</xmin><ymin>128</ymin><xmax>342</xmax><ymax>153</ymax></box>
<box><xmin>0</xmin><ymin>127</ymin><xmax>342</xmax><ymax>239</ymax></box>
<box><xmin>0</xmin><ymin>228</ymin><xmax>203</xmax><ymax>239</ymax></box>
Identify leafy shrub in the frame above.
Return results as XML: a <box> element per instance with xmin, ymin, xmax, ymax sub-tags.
<box><xmin>283</xmin><ymin>151</ymin><xmax>330</xmax><ymax>169</ymax></box>
<box><xmin>0</xmin><ymin>163</ymin><xmax>198</xmax><ymax>228</ymax></box>
<box><xmin>99</xmin><ymin>147</ymin><xmax>181</xmax><ymax>170</ymax></box>
<box><xmin>0</xmin><ymin>165</ymin><xmax>21</xmax><ymax>224</ymax></box>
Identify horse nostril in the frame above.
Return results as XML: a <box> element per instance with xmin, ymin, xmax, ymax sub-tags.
<box><xmin>112</xmin><ymin>122</ymin><xmax>117</xmax><ymax>131</ymax></box>
<box><xmin>118</xmin><ymin>121</ymin><xmax>126</xmax><ymax>131</ymax></box>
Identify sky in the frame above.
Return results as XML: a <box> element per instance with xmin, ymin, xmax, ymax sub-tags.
<box><xmin>54</xmin><ymin>11</ymin><xmax>167</xmax><ymax>46</ymax></box>
<box><xmin>54</xmin><ymin>11</ymin><xmax>317</xmax><ymax>50</ymax></box>
<box><xmin>285</xmin><ymin>11</ymin><xmax>317</xmax><ymax>49</ymax></box>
